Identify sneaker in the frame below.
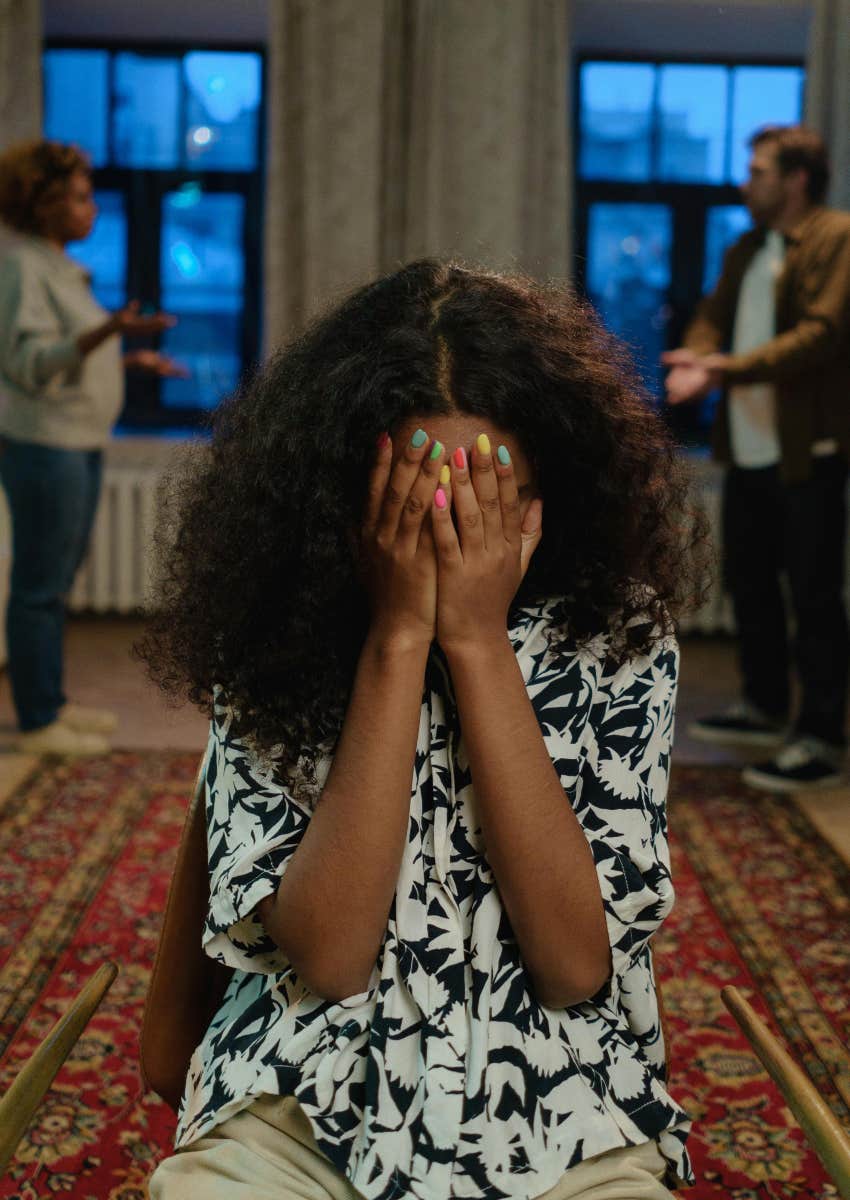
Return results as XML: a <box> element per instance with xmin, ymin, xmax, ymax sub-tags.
<box><xmin>58</xmin><ymin>703</ymin><xmax>118</xmax><ymax>735</ymax></box>
<box><xmin>742</xmin><ymin>737</ymin><xmax>845</xmax><ymax>793</ymax></box>
<box><xmin>688</xmin><ymin>700</ymin><xmax>786</xmax><ymax>748</ymax></box>
<box><xmin>18</xmin><ymin>720</ymin><xmax>110</xmax><ymax>757</ymax></box>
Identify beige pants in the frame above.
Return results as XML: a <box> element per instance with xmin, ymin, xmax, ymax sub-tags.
<box><xmin>148</xmin><ymin>1095</ymin><xmax>676</xmax><ymax>1200</ymax></box>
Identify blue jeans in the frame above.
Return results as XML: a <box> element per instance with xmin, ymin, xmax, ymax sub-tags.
<box><xmin>0</xmin><ymin>437</ymin><xmax>103</xmax><ymax>731</ymax></box>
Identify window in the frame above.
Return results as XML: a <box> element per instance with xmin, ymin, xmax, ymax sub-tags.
<box><xmin>575</xmin><ymin>58</ymin><xmax>805</xmax><ymax>444</ymax></box>
<box><xmin>43</xmin><ymin>43</ymin><xmax>264</xmax><ymax>431</ymax></box>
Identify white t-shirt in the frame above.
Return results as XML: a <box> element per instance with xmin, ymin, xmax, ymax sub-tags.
<box><xmin>728</xmin><ymin>230</ymin><xmax>785</xmax><ymax>468</ymax></box>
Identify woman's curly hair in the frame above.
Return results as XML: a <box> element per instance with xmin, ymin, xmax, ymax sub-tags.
<box><xmin>0</xmin><ymin>139</ymin><xmax>90</xmax><ymax>235</ymax></box>
<box><xmin>137</xmin><ymin>260</ymin><xmax>709</xmax><ymax>787</ymax></box>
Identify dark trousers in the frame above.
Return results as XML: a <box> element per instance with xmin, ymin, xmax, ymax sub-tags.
<box><xmin>0</xmin><ymin>437</ymin><xmax>103</xmax><ymax>731</ymax></box>
<box><xmin>722</xmin><ymin>456</ymin><xmax>849</xmax><ymax>746</ymax></box>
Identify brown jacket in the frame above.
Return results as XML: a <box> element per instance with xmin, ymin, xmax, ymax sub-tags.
<box><xmin>684</xmin><ymin>206</ymin><xmax>850</xmax><ymax>482</ymax></box>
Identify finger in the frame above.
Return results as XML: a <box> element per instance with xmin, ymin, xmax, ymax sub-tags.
<box><xmin>660</xmin><ymin>349</ymin><xmax>696</xmax><ymax>366</ymax></box>
<box><xmin>362</xmin><ymin>432</ymin><xmax>393</xmax><ymax>538</ymax></box>
<box><xmin>519</xmin><ymin>498</ymin><xmax>543</xmax><ymax>580</ymax></box>
<box><xmin>494</xmin><ymin>444</ymin><xmax>522</xmax><ymax>551</ymax></box>
<box><xmin>449</xmin><ymin>444</ymin><xmax>484</xmax><ymax>556</ymax></box>
<box><xmin>396</xmin><ymin>438</ymin><xmax>446</xmax><ymax>555</ymax></box>
<box><xmin>470</xmin><ymin>433</ymin><xmax>502</xmax><ymax>548</ymax></box>
<box><xmin>375</xmin><ymin>428</ymin><xmax>432</xmax><ymax>544</ymax></box>
<box><xmin>431</xmin><ymin>478</ymin><xmax>462</xmax><ymax>567</ymax></box>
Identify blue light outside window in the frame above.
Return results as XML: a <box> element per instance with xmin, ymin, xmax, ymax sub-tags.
<box><xmin>113</xmin><ymin>54</ymin><xmax>181</xmax><ymax>169</ymax></box>
<box><xmin>66</xmin><ymin>191</ymin><xmax>127</xmax><ymax>311</ymax></box>
<box><xmin>579</xmin><ymin>62</ymin><xmax>655</xmax><ymax>182</ymax></box>
<box><xmin>586</xmin><ymin>203</ymin><xmax>673</xmax><ymax>393</ymax></box>
<box><xmin>657</xmin><ymin>65</ymin><xmax>728</xmax><ymax>183</ymax></box>
<box><xmin>579</xmin><ymin>60</ymin><xmax>804</xmax><ymax>186</ymax></box>
<box><xmin>703</xmin><ymin>205</ymin><xmax>752</xmax><ymax>293</ymax></box>
<box><xmin>43</xmin><ymin>49</ymin><xmax>109</xmax><ymax>167</ymax></box>
<box><xmin>159</xmin><ymin>190</ymin><xmax>245</xmax><ymax>410</ymax></box>
<box><xmin>184</xmin><ymin>53</ymin><xmax>261</xmax><ymax>170</ymax></box>
<box><xmin>730</xmin><ymin>66</ymin><xmax>806</xmax><ymax>183</ymax></box>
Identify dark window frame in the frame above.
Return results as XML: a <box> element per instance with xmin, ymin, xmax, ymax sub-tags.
<box><xmin>573</xmin><ymin>51</ymin><xmax>805</xmax><ymax>444</ymax></box>
<box><xmin>43</xmin><ymin>37</ymin><xmax>266</xmax><ymax>433</ymax></box>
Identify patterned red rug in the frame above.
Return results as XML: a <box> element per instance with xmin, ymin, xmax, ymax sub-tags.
<box><xmin>0</xmin><ymin>755</ymin><xmax>847</xmax><ymax>1199</ymax></box>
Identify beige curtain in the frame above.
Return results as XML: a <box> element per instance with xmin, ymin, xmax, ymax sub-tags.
<box><xmin>805</xmin><ymin>0</ymin><xmax>850</xmax><ymax>211</ymax></box>
<box><xmin>0</xmin><ymin>0</ymin><xmax>42</xmax><ymax>151</ymax></box>
<box><xmin>263</xmin><ymin>0</ymin><xmax>571</xmax><ymax>350</ymax></box>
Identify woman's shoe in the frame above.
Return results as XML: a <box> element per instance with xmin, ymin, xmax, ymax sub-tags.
<box><xmin>18</xmin><ymin>720</ymin><xmax>110</xmax><ymax>756</ymax></box>
<box><xmin>58</xmin><ymin>703</ymin><xmax>119</xmax><ymax>735</ymax></box>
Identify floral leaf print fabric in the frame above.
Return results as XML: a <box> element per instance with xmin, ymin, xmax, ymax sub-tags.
<box><xmin>175</xmin><ymin>599</ymin><xmax>693</xmax><ymax>1200</ymax></box>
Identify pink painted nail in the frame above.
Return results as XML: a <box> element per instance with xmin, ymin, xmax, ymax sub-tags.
<box><xmin>434</xmin><ymin>488</ymin><xmax>448</xmax><ymax>510</ymax></box>
<box><xmin>376</xmin><ymin>431</ymin><xmax>390</xmax><ymax>449</ymax></box>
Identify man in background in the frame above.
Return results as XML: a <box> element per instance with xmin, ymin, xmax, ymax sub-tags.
<box><xmin>664</xmin><ymin>125</ymin><xmax>850</xmax><ymax>792</ymax></box>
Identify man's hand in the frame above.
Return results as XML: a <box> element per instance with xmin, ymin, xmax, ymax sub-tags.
<box><xmin>661</xmin><ymin>349</ymin><xmax>728</xmax><ymax>404</ymax></box>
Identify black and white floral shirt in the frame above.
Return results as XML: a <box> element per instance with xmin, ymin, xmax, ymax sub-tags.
<box><xmin>176</xmin><ymin>598</ymin><xmax>693</xmax><ymax>1199</ymax></box>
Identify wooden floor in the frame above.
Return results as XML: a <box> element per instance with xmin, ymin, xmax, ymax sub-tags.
<box><xmin>1</xmin><ymin>617</ymin><xmax>848</xmax><ymax>864</ymax></box>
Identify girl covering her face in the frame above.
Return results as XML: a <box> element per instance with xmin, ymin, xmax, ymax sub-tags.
<box><xmin>141</xmin><ymin>260</ymin><xmax>706</xmax><ymax>1200</ymax></box>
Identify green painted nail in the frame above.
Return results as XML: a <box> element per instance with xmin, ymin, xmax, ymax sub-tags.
<box><xmin>497</xmin><ymin>445</ymin><xmax>511</xmax><ymax>466</ymax></box>
<box><xmin>429</xmin><ymin>440</ymin><xmax>443</xmax><ymax>460</ymax></box>
<box><xmin>411</xmin><ymin>428</ymin><xmax>427</xmax><ymax>448</ymax></box>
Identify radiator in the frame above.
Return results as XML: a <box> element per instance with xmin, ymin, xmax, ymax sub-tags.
<box><xmin>68</xmin><ymin>467</ymin><xmax>162</xmax><ymax>613</ymax></box>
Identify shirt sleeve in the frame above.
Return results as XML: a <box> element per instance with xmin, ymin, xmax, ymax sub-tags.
<box><xmin>572</xmin><ymin>636</ymin><xmax>679</xmax><ymax>1008</ymax></box>
<box><xmin>0</xmin><ymin>256</ymin><xmax>81</xmax><ymax>394</ymax></box>
<box><xmin>202</xmin><ymin>700</ymin><xmax>316</xmax><ymax>975</ymax></box>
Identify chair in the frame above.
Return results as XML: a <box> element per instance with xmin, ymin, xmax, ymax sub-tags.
<box><xmin>140</xmin><ymin>751</ymin><xmax>674</xmax><ymax>1110</ymax></box>
<box><xmin>0</xmin><ymin>961</ymin><xmax>118</xmax><ymax>1173</ymax></box>
<box><xmin>722</xmin><ymin>985</ymin><xmax>850</xmax><ymax>1199</ymax></box>
<box><xmin>139</xmin><ymin>752</ymin><xmax>231</xmax><ymax>1111</ymax></box>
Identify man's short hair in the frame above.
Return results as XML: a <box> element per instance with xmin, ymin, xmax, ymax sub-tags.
<box><xmin>749</xmin><ymin>124</ymin><xmax>830</xmax><ymax>205</ymax></box>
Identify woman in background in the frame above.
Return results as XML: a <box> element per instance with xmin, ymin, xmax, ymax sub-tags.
<box><xmin>0</xmin><ymin>139</ymin><xmax>186</xmax><ymax>755</ymax></box>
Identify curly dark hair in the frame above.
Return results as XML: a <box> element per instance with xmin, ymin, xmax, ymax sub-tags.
<box><xmin>137</xmin><ymin>260</ymin><xmax>708</xmax><ymax>787</ymax></box>
<box><xmin>0</xmin><ymin>139</ymin><xmax>90</xmax><ymax>235</ymax></box>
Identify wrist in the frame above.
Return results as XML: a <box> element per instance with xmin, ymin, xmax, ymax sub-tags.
<box><xmin>439</xmin><ymin>629</ymin><xmax>514</xmax><ymax>665</ymax></box>
<box><xmin>365</xmin><ymin>623</ymin><xmax>433</xmax><ymax>659</ymax></box>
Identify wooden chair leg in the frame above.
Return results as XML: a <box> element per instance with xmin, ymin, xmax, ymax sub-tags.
<box><xmin>721</xmin><ymin>985</ymin><xmax>850</xmax><ymax>1199</ymax></box>
<box><xmin>0</xmin><ymin>962</ymin><xmax>118</xmax><ymax>1174</ymax></box>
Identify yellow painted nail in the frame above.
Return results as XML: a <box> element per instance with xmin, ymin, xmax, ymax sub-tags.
<box><xmin>477</xmin><ymin>433</ymin><xmax>491</xmax><ymax>456</ymax></box>
<box><xmin>440</xmin><ymin>464</ymin><xmax>451</xmax><ymax>485</ymax></box>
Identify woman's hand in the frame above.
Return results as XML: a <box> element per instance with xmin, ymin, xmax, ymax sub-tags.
<box><xmin>123</xmin><ymin>349</ymin><xmax>189</xmax><ymax>377</ymax></box>
<box><xmin>359</xmin><ymin>429</ymin><xmax>447</xmax><ymax>648</ymax></box>
<box><xmin>432</xmin><ymin>435</ymin><xmax>543</xmax><ymax>653</ymax></box>
<box><xmin>110</xmin><ymin>300</ymin><xmax>177</xmax><ymax>337</ymax></box>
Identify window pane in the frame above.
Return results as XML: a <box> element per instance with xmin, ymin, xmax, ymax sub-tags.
<box><xmin>703</xmin><ymin>205</ymin><xmax>752</xmax><ymax>293</ymax></box>
<box><xmin>730</xmin><ymin>66</ymin><xmax>805</xmax><ymax>184</ymax></box>
<box><xmin>183</xmin><ymin>52</ymin><xmax>262</xmax><ymax>170</ymax></box>
<box><xmin>113</xmin><ymin>53</ymin><xmax>180</xmax><ymax>168</ymax></box>
<box><xmin>160</xmin><ymin>190</ymin><xmax>245</xmax><ymax>410</ymax></box>
<box><xmin>586</xmin><ymin>203</ymin><xmax>673</xmax><ymax>393</ymax></box>
<box><xmin>579</xmin><ymin>62</ymin><xmax>655</xmax><ymax>182</ymax></box>
<box><xmin>657</xmin><ymin>65</ymin><xmax>728</xmax><ymax>183</ymax></box>
<box><xmin>66</xmin><ymin>191</ymin><xmax>127</xmax><ymax>311</ymax></box>
<box><xmin>43</xmin><ymin>50</ymin><xmax>109</xmax><ymax>167</ymax></box>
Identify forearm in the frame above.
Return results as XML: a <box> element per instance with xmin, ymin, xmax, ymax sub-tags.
<box><xmin>77</xmin><ymin>315</ymin><xmax>120</xmax><ymax>358</ymax></box>
<box><xmin>258</xmin><ymin>630</ymin><xmax>430</xmax><ymax>1000</ymax></box>
<box><xmin>723</xmin><ymin>319</ymin><xmax>838</xmax><ymax>383</ymax></box>
<box><xmin>445</xmin><ymin>636</ymin><xmax>610</xmax><ymax>1007</ymax></box>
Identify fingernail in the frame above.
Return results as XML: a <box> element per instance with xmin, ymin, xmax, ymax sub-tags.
<box><xmin>429</xmin><ymin>439</ymin><xmax>443</xmax><ymax>460</ymax></box>
<box><xmin>439</xmin><ymin>464</ymin><xmax>451</xmax><ymax>485</ymax></box>
<box><xmin>453</xmin><ymin>447</ymin><xmax>467</xmax><ymax>470</ymax></box>
<box><xmin>376</xmin><ymin>431</ymin><xmax>390</xmax><ymax>449</ymax></box>
<box><xmin>477</xmin><ymin>433</ymin><xmax>491</xmax><ymax>456</ymax></box>
<box><xmin>497</xmin><ymin>445</ymin><xmax>511</xmax><ymax>466</ymax></box>
<box><xmin>411</xmin><ymin>428</ymin><xmax>427</xmax><ymax>448</ymax></box>
<box><xmin>434</xmin><ymin>488</ymin><xmax>448</xmax><ymax>510</ymax></box>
